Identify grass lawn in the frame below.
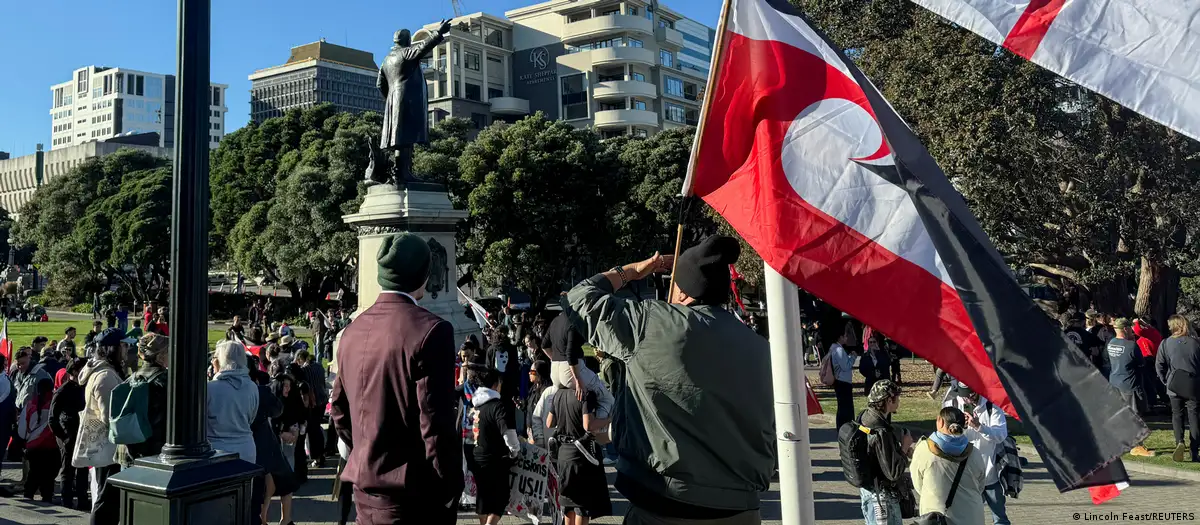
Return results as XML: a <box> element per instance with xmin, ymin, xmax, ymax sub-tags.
<box><xmin>809</xmin><ymin>359</ymin><xmax>1200</xmax><ymax>472</ymax></box>
<box><xmin>3</xmin><ymin>321</ymin><xmax>313</xmax><ymax>358</ymax></box>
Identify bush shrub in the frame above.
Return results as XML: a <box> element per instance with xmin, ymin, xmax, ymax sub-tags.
<box><xmin>71</xmin><ymin>303</ymin><xmax>93</xmax><ymax>314</ymax></box>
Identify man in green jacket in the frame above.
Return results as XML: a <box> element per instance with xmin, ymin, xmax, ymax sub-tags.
<box><xmin>565</xmin><ymin>235</ymin><xmax>774</xmax><ymax>525</ymax></box>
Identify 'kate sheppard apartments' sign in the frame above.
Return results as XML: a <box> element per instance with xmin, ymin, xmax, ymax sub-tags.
<box><xmin>513</xmin><ymin>44</ymin><xmax>566</xmax><ymax>119</ymax></box>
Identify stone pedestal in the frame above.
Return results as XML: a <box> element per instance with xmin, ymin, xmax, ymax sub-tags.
<box><xmin>343</xmin><ymin>183</ymin><xmax>480</xmax><ymax>341</ymax></box>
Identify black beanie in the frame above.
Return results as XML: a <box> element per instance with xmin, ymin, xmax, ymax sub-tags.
<box><xmin>377</xmin><ymin>233</ymin><xmax>431</xmax><ymax>293</ymax></box>
<box><xmin>674</xmin><ymin>235</ymin><xmax>741</xmax><ymax>304</ymax></box>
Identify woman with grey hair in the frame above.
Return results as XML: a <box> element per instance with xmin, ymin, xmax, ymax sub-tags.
<box><xmin>207</xmin><ymin>340</ymin><xmax>259</xmax><ymax>464</ymax></box>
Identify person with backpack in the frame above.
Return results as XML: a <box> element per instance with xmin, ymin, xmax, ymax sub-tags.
<box><xmin>19</xmin><ymin>377</ymin><xmax>57</xmax><ymax>502</ymax></box>
<box><xmin>1158</xmin><ymin>315</ymin><xmax>1200</xmax><ymax>463</ymax></box>
<box><xmin>842</xmin><ymin>380</ymin><xmax>912</xmax><ymax>525</ymax></box>
<box><xmin>909</xmin><ymin>406</ymin><xmax>985</xmax><ymax>525</ymax></box>
<box><xmin>116</xmin><ymin>334</ymin><xmax>170</xmax><ymax>465</ymax></box>
<box><xmin>50</xmin><ymin>358</ymin><xmax>88</xmax><ymax>510</ymax></box>
<box><xmin>827</xmin><ymin>330</ymin><xmax>857</xmax><ymax>429</ymax></box>
<box><xmin>943</xmin><ymin>384</ymin><xmax>1010</xmax><ymax>525</ymax></box>
<box><xmin>72</xmin><ymin>328</ymin><xmax>127</xmax><ymax>525</ymax></box>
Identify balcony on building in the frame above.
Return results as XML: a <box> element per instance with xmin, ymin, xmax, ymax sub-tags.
<box><xmin>490</xmin><ymin>96</ymin><xmax>530</xmax><ymax>115</ymax></box>
<box><xmin>594</xmin><ymin>108</ymin><xmax>660</xmax><ymax>129</ymax></box>
<box><xmin>576</xmin><ymin>46</ymin><xmax>656</xmax><ymax>68</ymax></box>
<box><xmin>562</xmin><ymin>14</ymin><xmax>653</xmax><ymax>44</ymax></box>
<box><xmin>593</xmin><ymin>70</ymin><xmax>658</xmax><ymax>101</ymax></box>
<box><xmin>655</xmin><ymin>26</ymin><xmax>685</xmax><ymax>48</ymax></box>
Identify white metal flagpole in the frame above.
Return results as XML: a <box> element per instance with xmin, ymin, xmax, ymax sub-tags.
<box><xmin>764</xmin><ymin>263</ymin><xmax>816</xmax><ymax>525</ymax></box>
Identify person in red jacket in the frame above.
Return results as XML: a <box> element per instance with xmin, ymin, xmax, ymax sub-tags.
<box><xmin>1134</xmin><ymin>319</ymin><xmax>1167</xmax><ymax>410</ymax></box>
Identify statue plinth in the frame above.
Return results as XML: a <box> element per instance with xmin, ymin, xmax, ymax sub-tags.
<box><xmin>342</xmin><ymin>183</ymin><xmax>479</xmax><ymax>341</ymax></box>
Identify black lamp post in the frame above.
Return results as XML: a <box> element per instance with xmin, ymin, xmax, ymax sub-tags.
<box><xmin>107</xmin><ymin>0</ymin><xmax>261</xmax><ymax>522</ymax></box>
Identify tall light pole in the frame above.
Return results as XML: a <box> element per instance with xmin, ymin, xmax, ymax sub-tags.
<box><xmin>108</xmin><ymin>0</ymin><xmax>260</xmax><ymax>522</ymax></box>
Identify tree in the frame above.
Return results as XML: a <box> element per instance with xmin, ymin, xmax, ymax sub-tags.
<box><xmin>799</xmin><ymin>0</ymin><xmax>1200</xmax><ymax>323</ymax></box>
<box><xmin>456</xmin><ymin>114</ymin><xmax>616</xmax><ymax>312</ymax></box>
<box><xmin>213</xmin><ymin>105</ymin><xmax>379</xmax><ymax>305</ymax></box>
<box><xmin>413</xmin><ymin>117</ymin><xmax>473</xmax><ymax>191</ymax></box>
<box><xmin>14</xmin><ymin>149</ymin><xmax>172</xmax><ymax>304</ymax></box>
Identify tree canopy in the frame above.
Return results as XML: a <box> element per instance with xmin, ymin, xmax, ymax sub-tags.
<box><xmin>15</xmin><ymin>149</ymin><xmax>171</xmax><ymax>304</ymax></box>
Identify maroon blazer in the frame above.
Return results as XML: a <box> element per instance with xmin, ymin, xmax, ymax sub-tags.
<box><xmin>330</xmin><ymin>293</ymin><xmax>463</xmax><ymax>508</ymax></box>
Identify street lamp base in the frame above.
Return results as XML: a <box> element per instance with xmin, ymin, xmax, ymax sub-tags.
<box><xmin>108</xmin><ymin>451</ymin><xmax>263</xmax><ymax>525</ymax></box>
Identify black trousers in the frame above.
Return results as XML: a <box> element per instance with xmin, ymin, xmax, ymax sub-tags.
<box><xmin>834</xmin><ymin>380</ymin><xmax>855</xmax><ymax>429</ymax></box>
<box><xmin>91</xmin><ymin>464</ymin><xmax>121</xmax><ymax>525</ymax></box>
<box><xmin>24</xmin><ymin>447</ymin><xmax>59</xmax><ymax>500</ymax></box>
<box><xmin>1171</xmin><ymin>396</ymin><xmax>1200</xmax><ymax>461</ymax></box>
<box><xmin>307</xmin><ymin>408</ymin><xmax>326</xmax><ymax>464</ymax></box>
<box><xmin>58</xmin><ymin>438</ymin><xmax>88</xmax><ymax>507</ymax></box>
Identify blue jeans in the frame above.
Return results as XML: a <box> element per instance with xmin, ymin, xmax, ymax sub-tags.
<box><xmin>983</xmin><ymin>481</ymin><xmax>1011</xmax><ymax>525</ymax></box>
<box><xmin>859</xmin><ymin>488</ymin><xmax>901</xmax><ymax>525</ymax></box>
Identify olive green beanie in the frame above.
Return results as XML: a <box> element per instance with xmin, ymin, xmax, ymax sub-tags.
<box><xmin>376</xmin><ymin>233</ymin><xmax>431</xmax><ymax>293</ymax></box>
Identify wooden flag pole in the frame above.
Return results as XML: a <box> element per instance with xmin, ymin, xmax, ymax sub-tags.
<box><xmin>668</xmin><ymin>0</ymin><xmax>734</xmax><ymax>301</ymax></box>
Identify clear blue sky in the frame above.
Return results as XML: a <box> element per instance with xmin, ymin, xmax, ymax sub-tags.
<box><xmin>0</xmin><ymin>0</ymin><xmax>722</xmax><ymax>157</ymax></box>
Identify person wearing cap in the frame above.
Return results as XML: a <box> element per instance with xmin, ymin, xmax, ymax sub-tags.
<box><xmin>943</xmin><ymin>383</ymin><xmax>1011</xmax><ymax>524</ymax></box>
<box><xmin>72</xmin><ymin>328</ymin><xmax>127</xmax><ymax>525</ymax></box>
<box><xmin>1106</xmin><ymin>318</ymin><xmax>1156</xmax><ymax>457</ymax></box>
<box><xmin>1062</xmin><ymin>311</ymin><xmax>1106</xmax><ymax>377</ymax></box>
<box><xmin>855</xmin><ymin>380</ymin><xmax>912</xmax><ymax>525</ymax></box>
<box><xmin>563</xmin><ymin>236</ymin><xmax>774</xmax><ymax>525</ymax></box>
<box><xmin>120</xmin><ymin>334</ymin><xmax>170</xmax><ymax>465</ymax></box>
<box><xmin>330</xmin><ymin>233</ymin><xmax>463</xmax><ymax>524</ymax></box>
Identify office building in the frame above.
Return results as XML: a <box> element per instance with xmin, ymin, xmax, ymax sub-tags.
<box><xmin>413</xmin><ymin>0</ymin><xmax>713</xmax><ymax>137</ymax></box>
<box><xmin>0</xmin><ymin>137</ymin><xmax>171</xmax><ymax>217</ymax></box>
<box><xmin>49</xmin><ymin>65</ymin><xmax>227</xmax><ymax>150</ymax></box>
<box><xmin>249</xmin><ymin>40</ymin><xmax>385</xmax><ymax>124</ymax></box>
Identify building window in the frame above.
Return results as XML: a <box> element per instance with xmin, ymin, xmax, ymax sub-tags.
<box><xmin>453</xmin><ymin>43</ymin><xmax>460</xmax><ymax>66</ymax></box>
<box><xmin>659</xmin><ymin>18</ymin><xmax>674</xmax><ymax>29</ymax></box>
<box><xmin>487</xmin><ymin>55</ymin><xmax>503</xmax><ymax>69</ymax></box>
<box><xmin>660</xmin><ymin>50</ymin><xmax>674</xmax><ymax>68</ymax></box>
<box><xmin>488</xmin><ymin>86</ymin><xmax>504</xmax><ymax>99</ymax></box>
<box><xmin>103</xmin><ymin>75</ymin><xmax>113</xmax><ymax>95</ymax></box>
<box><xmin>599</xmin><ymin>102</ymin><xmax>624</xmax><ymax>112</ymax></box>
<box><xmin>212</xmin><ymin>86</ymin><xmax>221</xmax><ymax>106</ymax></box>
<box><xmin>465</xmin><ymin>83</ymin><xmax>482</xmax><ymax>101</ymax></box>
<box><xmin>137</xmin><ymin>75</ymin><xmax>144</xmax><ymax>96</ymax></box>
<box><xmin>665</xmin><ymin>102</ymin><xmax>686</xmax><ymax>123</ymax></box>
<box><xmin>567</xmin><ymin>11</ymin><xmax>591</xmax><ymax>23</ymax></box>
<box><xmin>628</xmin><ymin>38</ymin><xmax>643</xmax><ymax>48</ymax></box>
<box><xmin>470</xmin><ymin>113</ymin><xmax>488</xmax><ymax>129</ymax></box>
<box><xmin>484</xmin><ymin>26</ymin><xmax>504</xmax><ymax>48</ymax></box>
<box><xmin>631</xmin><ymin>72</ymin><xmax>646</xmax><ymax>82</ymax></box>
<box><xmin>683</xmin><ymin>82</ymin><xmax>699</xmax><ymax>101</ymax></box>
<box><xmin>77</xmin><ymin>70</ymin><xmax>89</xmax><ymax>94</ymax></box>
<box><xmin>665</xmin><ymin>76</ymin><xmax>684</xmax><ymax>97</ymax></box>
<box><xmin>599</xmin><ymin>7</ymin><xmax>619</xmax><ymax>16</ymax></box>
<box><xmin>561</xmin><ymin>74</ymin><xmax>588</xmax><ymax>120</ymax></box>
<box><xmin>634</xmin><ymin>128</ymin><xmax>649</xmax><ymax>138</ymax></box>
<box><xmin>633</xmin><ymin>100</ymin><xmax>648</xmax><ymax>111</ymax></box>
<box><xmin>628</xmin><ymin>6</ymin><xmax>639</xmax><ymax>16</ymax></box>
<box><xmin>437</xmin><ymin>79</ymin><xmax>447</xmax><ymax>97</ymax></box>
<box><xmin>465</xmin><ymin>51</ymin><xmax>481</xmax><ymax>71</ymax></box>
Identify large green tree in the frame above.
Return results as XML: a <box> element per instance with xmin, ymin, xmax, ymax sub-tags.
<box><xmin>15</xmin><ymin>149</ymin><xmax>171</xmax><ymax>304</ymax></box>
<box><xmin>799</xmin><ymin>0</ymin><xmax>1200</xmax><ymax>322</ymax></box>
<box><xmin>413</xmin><ymin>117</ymin><xmax>473</xmax><ymax>192</ymax></box>
<box><xmin>213</xmin><ymin>105</ymin><xmax>378</xmax><ymax>304</ymax></box>
<box><xmin>456</xmin><ymin>113</ymin><xmax>617</xmax><ymax>311</ymax></box>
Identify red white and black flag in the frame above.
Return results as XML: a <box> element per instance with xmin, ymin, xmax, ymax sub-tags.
<box><xmin>686</xmin><ymin>0</ymin><xmax>1149</xmax><ymax>495</ymax></box>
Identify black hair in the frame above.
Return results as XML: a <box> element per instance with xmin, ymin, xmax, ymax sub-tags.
<box><xmin>296</xmin><ymin>349</ymin><xmax>312</xmax><ymax>363</ymax></box>
<box><xmin>36</xmin><ymin>377</ymin><xmax>53</xmax><ymax>396</ymax></box>
<box><xmin>32</xmin><ymin>336</ymin><xmax>48</xmax><ymax>344</ymax></box>
<box><xmin>65</xmin><ymin>327</ymin><xmax>76</xmax><ymax>335</ymax></box>
<box><xmin>938</xmin><ymin>406</ymin><xmax>966</xmax><ymax>435</ymax></box>
<box><xmin>66</xmin><ymin>356</ymin><xmax>87</xmax><ymax>376</ymax></box>
<box><xmin>465</xmin><ymin>363</ymin><xmax>500</xmax><ymax>390</ymax></box>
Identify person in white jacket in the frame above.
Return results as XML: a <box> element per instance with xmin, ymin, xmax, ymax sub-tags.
<box><xmin>72</xmin><ymin>329</ymin><xmax>127</xmax><ymax>525</ymax></box>
<box><xmin>944</xmin><ymin>384</ymin><xmax>1010</xmax><ymax>525</ymax></box>
<box><xmin>910</xmin><ymin>406</ymin><xmax>986</xmax><ymax>525</ymax></box>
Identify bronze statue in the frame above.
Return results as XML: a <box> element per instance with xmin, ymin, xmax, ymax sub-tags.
<box><xmin>370</xmin><ymin>19</ymin><xmax>452</xmax><ymax>185</ymax></box>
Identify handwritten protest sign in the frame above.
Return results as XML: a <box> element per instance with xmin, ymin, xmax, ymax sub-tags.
<box><xmin>461</xmin><ymin>443</ymin><xmax>563</xmax><ymax>525</ymax></box>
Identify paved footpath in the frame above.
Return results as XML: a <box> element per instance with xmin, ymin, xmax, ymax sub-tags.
<box><xmin>2</xmin><ymin>412</ymin><xmax>1197</xmax><ymax>524</ymax></box>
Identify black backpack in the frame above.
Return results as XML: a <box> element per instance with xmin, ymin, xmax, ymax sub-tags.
<box><xmin>838</xmin><ymin>415</ymin><xmax>875</xmax><ymax>488</ymax></box>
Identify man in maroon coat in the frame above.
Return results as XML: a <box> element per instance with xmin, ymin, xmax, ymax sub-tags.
<box><xmin>331</xmin><ymin>233</ymin><xmax>463</xmax><ymax>524</ymax></box>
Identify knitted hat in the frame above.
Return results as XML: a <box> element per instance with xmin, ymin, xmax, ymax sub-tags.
<box><xmin>674</xmin><ymin>235</ymin><xmax>741</xmax><ymax>304</ymax></box>
<box><xmin>377</xmin><ymin>233</ymin><xmax>431</xmax><ymax>293</ymax></box>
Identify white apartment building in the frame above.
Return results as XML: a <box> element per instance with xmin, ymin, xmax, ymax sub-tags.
<box><xmin>411</xmin><ymin>0</ymin><xmax>713</xmax><ymax>137</ymax></box>
<box><xmin>49</xmin><ymin>65</ymin><xmax>228</xmax><ymax>151</ymax></box>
